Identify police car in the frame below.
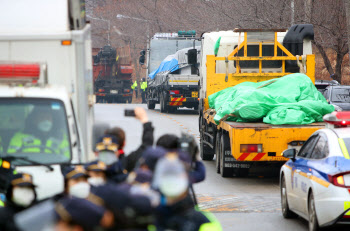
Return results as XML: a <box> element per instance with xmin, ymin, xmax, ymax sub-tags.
<box><xmin>280</xmin><ymin>112</ymin><xmax>350</xmax><ymax>231</ymax></box>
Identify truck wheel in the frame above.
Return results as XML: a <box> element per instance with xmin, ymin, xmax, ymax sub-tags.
<box><xmin>160</xmin><ymin>94</ymin><xmax>167</xmax><ymax>113</ymax></box>
<box><xmin>147</xmin><ymin>100</ymin><xmax>155</xmax><ymax>110</ymax></box>
<box><xmin>215</xmin><ymin>132</ymin><xmax>221</xmax><ymax>174</ymax></box>
<box><xmin>199</xmin><ymin>125</ymin><xmax>214</xmax><ymax>160</ymax></box>
<box><xmin>220</xmin><ymin>133</ymin><xmax>233</xmax><ymax>178</ymax></box>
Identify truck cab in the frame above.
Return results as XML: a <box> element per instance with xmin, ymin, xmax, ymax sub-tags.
<box><xmin>0</xmin><ymin>63</ymin><xmax>84</xmax><ymax>199</ymax></box>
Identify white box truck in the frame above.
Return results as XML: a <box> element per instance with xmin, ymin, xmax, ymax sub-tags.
<box><xmin>0</xmin><ymin>0</ymin><xmax>95</xmax><ymax>199</ymax></box>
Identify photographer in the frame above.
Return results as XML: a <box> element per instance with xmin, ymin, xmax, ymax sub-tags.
<box><xmin>156</xmin><ymin>134</ymin><xmax>206</xmax><ymax>183</ymax></box>
<box><xmin>106</xmin><ymin>107</ymin><xmax>154</xmax><ymax>172</ymax></box>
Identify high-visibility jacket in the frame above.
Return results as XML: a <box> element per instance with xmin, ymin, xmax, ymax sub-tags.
<box><xmin>7</xmin><ymin>132</ymin><xmax>70</xmax><ymax>157</ymax></box>
<box><xmin>197</xmin><ymin>207</ymin><xmax>222</xmax><ymax>231</ymax></box>
<box><xmin>140</xmin><ymin>81</ymin><xmax>147</xmax><ymax>91</ymax></box>
<box><xmin>131</xmin><ymin>81</ymin><xmax>138</xmax><ymax>90</ymax></box>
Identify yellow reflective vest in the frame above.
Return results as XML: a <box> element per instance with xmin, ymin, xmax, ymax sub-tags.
<box><xmin>131</xmin><ymin>81</ymin><xmax>138</xmax><ymax>90</ymax></box>
<box><xmin>141</xmin><ymin>81</ymin><xmax>147</xmax><ymax>91</ymax></box>
<box><xmin>7</xmin><ymin>132</ymin><xmax>70</xmax><ymax>157</ymax></box>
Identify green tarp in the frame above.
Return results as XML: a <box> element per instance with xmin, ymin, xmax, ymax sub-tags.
<box><xmin>209</xmin><ymin>73</ymin><xmax>334</xmax><ymax>125</ymax></box>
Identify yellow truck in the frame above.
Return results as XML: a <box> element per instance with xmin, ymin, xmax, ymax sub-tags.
<box><xmin>196</xmin><ymin>25</ymin><xmax>325</xmax><ymax>177</ymax></box>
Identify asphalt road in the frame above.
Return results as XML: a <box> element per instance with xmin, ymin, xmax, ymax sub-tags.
<box><xmin>94</xmin><ymin>103</ymin><xmax>309</xmax><ymax>230</ymax></box>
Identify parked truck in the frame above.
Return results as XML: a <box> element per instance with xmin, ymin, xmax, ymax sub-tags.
<box><xmin>0</xmin><ymin>0</ymin><xmax>94</xmax><ymax>199</ymax></box>
<box><xmin>144</xmin><ymin>32</ymin><xmax>201</xmax><ymax>112</ymax></box>
<box><xmin>93</xmin><ymin>45</ymin><xmax>133</xmax><ymax>103</ymax></box>
<box><xmin>198</xmin><ymin>25</ymin><xmax>325</xmax><ymax>177</ymax></box>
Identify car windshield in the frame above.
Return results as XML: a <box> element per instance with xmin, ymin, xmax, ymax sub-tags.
<box><xmin>0</xmin><ymin>98</ymin><xmax>71</xmax><ymax>165</ymax></box>
<box><xmin>331</xmin><ymin>88</ymin><xmax>350</xmax><ymax>103</ymax></box>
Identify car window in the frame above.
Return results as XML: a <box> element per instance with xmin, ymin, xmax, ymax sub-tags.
<box><xmin>331</xmin><ymin>88</ymin><xmax>350</xmax><ymax>103</ymax></box>
<box><xmin>323</xmin><ymin>89</ymin><xmax>329</xmax><ymax>99</ymax></box>
<box><xmin>297</xmin><ymin>136</ymin><xmax>319</xmax><ymax>158</ymax></box>
<box><xmin>311</xmin><ymin>135</ymin><xmax>329</xmax><ymax>159</ymax></box>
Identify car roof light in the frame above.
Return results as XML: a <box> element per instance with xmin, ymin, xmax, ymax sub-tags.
<box><xmin>0</xmin><ymin>62</ymin><xmax>41</xmax><ymax>83</ymax></box>
<box><xmin>323</xmin><ymin>112</ymin><xmax>350</xmax><ymax>127</ymax></box>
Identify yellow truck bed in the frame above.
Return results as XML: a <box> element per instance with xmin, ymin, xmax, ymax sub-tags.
<box><xmin>205</xmin><ymin>111</ymin><xmax>324</xmax><ymax>162</ymax></box>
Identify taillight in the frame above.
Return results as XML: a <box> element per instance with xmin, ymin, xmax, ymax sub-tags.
<box><xmin>240</xmin><ymin>144</ymin><xmax>262</xmax><ymax>153</ymax></box>
<box><xmin>98</xmin><ymin>89</ymin><xmax>105</xmax><ymax>92</ymax></box>
<box><xmin>328</xmin><ymin>172</ymin><xmax>350</xmax><ymax>188</ymax></box>
<box><xmin>169</xmin><ymin>90</ymin><xmax>180</xmax><ymax>95</ymax></box>
<box><xmin>124</xmin><ymin>89</ymin><xmax>130</xmax><ymax>93</ymax></box>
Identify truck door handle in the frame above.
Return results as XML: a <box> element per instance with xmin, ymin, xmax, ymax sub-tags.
<box><xmin>295</xmin><ymin>169</ymin><xmax>301</xmax><ymax>173</ymax></box>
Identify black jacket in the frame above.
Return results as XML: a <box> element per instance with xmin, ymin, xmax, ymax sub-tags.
<box><xmin>0</xmin><ymin>201</ymin><xmax>26</xmax><ymax>231</ymax></box>
<box><xmin>125</xmin><ymin>122</ymin><xmax>154</xmax><ymax>172</ymax></box>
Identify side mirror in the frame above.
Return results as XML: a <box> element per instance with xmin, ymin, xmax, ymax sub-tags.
<box><xmin>187</xmin><ymin>49</ymin><xmax>197</xmax><ymax>65</ymax></box>
<box><xmin>139</xmin><ymin>55</ymin><xmax>145</xmax><ymax>65</ymax></box>
<box><xmin>282</xmin><ymin>148</ymin><xmax>296</xmax><ymax>161</ymax></box>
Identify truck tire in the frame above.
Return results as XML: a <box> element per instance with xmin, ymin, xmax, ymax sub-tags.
<box><xmin>215</xmin><ymin>132</ymin><xmax>221</xmax><ymax>174</ymax></box>
<box><xmin>199</xmin><ymin>121</ymin><xmax>215</xmax><ymax>161</ymax></box>
<box><xmin>160</xmin><ymin>93</ymin><xmax>167</xmax><ymax>113</ymax></box>
<box><xmin>220</xmin><ymin>133</ymin><xmax>233</xmax><ymax>177</ymax></box>
<box><xmin>147</xmin><ymin>100</ymin><xmax>155</xmax><ymax>110</ymax></box>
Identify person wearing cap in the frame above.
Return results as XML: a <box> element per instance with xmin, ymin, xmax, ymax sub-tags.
<box><xmin>84</xmin><ymin>160</ymin><xmax>108</xmax><ymax>187</ymax></box>
<box><xmin>7</xmin><ymin>107</ymin><xmax>70</xmax><ymax>157</ymax></box>
<box><xmin>54</xmin><ymin>197</ymin><xmax>114</xmax><ymax>231</ymax></box>
<box><xmin>87</xmin><ymin>183</ymin><xmax>154</xmax><ymax>230</ymax></box>
<box><xmin>106</xmin><ymin>107</ymin><xmax>154</xmax><ymax>172</ymax></box>
<box><xmin>153</xmin><ymin>155</ymin><xmax>222</xmax><ymax>231</ymax></box>
<box><xmin>61</xmin><ymin>165</ymin><xmax>91</xmax><ymax>199</ymax></box>
<box><xmin>94</xmin><ymin>135</ymin><xmax>128</xmax><ymax>183</ymax></box>
<box><xmin>0</xmin><ymin>173</ymin><xmax>37</xmax><ymax>231</ymax></box>
<box><xmin>156</xmin><ymin>133</ymin><xmax>206</xmax><ymax>183</ymax></box>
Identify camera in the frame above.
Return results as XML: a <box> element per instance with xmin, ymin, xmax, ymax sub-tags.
<box><xmin>178</xmin><ymin>133</ymin><xmax>198</xmax><ymax>163</ymax></box>
<box><xmin>124</xmin><ymin>109</ymin><xmax>136</xmax><ymax>117</ymax></box>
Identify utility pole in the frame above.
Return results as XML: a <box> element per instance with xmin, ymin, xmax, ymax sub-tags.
<box><xmin>345</xmin><ymin>0</ymin><xmax>350</xmax><ymax>67</ymax></box>
<box><xmin>291</xmin><ymin>0</ymin><xmax>295</xmax><ymax>25</ymax></box>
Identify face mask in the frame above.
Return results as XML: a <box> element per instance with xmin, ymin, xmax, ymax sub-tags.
<box><xmin>159</xmin><ymin>175</ymin><xmax>188</xmax><ymax>198</ymax></box>
<box><xmin>38</xmin><ymin>120</ymin><xmax>53</xmax><ymax>132</ymax></box>
<box><xmin>98</xmin><ymin>151</ymin><xmax>118</xmax><ymax>166</ymax></box>
<box><xmin>12</xmin><ymin>187</ymin><xmax>35</xmax><ymax>207</ymax></box>
<box><xmin>88</xmin><ymin>177</ymin><xmax>106</xmax><ymax>187</ymax></box>
<box><xmin>69</xmin><ymin>182</ymin><xmax>90</xmax><ymax>198</ymax></box>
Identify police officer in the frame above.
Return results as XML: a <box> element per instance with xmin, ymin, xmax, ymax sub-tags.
<box><xmin>131</xmin><ymin>80</ymin><xmax>138</xmax><ymax>98</ymax></box>
<box><xmin>0</xmin><ymin>173</ymin><xmax>37</xmax><ymax>231</ymax></box>
<box><xmin>7</xmin><ymin>107</ymin><xmax>69</xmax><ymax>156</ymax></box>
<box><xmin>85</xmin><ymin>160</ymin><xmax>108</xmax><ymax>187</ymax></box>
<box><xmin>95</xmin><ymin>134</ymin><xmax>128</xmax><ymax>183</ymax></box>
<box><xmin>140</xmin><ymin>78</ymin><xmax>148</xmax><ymax>104</ymax></box>
<box><xmin>61</xmin><ymin>165</ymin><xmax>91</xmax><ymax>199</ymax></box>
<box><xmin>88</xmin><ymin>183</ymin><xmax>154</xmax><ymax>230</ymax></box>
<box><xmin>54</xmin><ymin>197</ymin><xmax>114</xmax><ymax>231</ymax></box>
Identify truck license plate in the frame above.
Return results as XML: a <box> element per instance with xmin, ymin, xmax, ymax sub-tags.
<box><xmin>110</xmin><ymin>90</ymin><xmax>118</xmax><ymax>94</ymax></box>
<box><xmin>192</xmin><ymin>91</ymin><xmax>198</xmax><ymax>97</ymax></box>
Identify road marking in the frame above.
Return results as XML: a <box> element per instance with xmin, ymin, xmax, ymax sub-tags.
<box><xmin>197</xmin><ymin>194</ymin><xmax>280</xmax><ymax>213</ymax></box>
